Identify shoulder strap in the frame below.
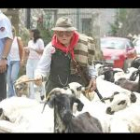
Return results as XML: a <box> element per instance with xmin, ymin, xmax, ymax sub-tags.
<box><xmin>17</xmin><ymin>37</ymin><xmax>23</xmax><ymax>60</ymax></box>
<box><xmin>17</xmin><ymin>37</ymin><xmax>20</xmax><ymax>47</ymax></box>
<box><xmin>72</xmin><ymin>59</ymin><xmax>89</xmax><ymax>86</ymax></box>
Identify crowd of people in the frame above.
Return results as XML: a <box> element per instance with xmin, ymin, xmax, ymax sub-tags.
<box><xmin>0</xmin><ymin>10</ymin><xmax>97</xmax><ymax>101</ymax></box>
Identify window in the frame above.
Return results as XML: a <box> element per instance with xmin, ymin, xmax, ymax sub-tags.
<box><xmin>101</xmin><ymin>39</ymin><xmax>125</xmax><ymax>50</ymax></box>
<box><xmin>82</xmin><ymin>18</ymin><xmax>92</xmax><ymax>36</ymax></box>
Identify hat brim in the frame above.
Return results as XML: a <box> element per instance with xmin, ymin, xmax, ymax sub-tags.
<box><xmin>51</xmin><ymin>27</ymin><xmax>77</xmax><ymax>31</ymax></box>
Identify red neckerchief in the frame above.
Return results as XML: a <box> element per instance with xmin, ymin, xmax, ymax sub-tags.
<box><xmin>51</xmin><ymin>31</ymin><xmax>79</xmax><ymax>60</ymax></box>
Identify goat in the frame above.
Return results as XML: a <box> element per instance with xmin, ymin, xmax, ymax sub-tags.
<box><xmin>46</xmin><ymin>82</ymin><xmax>112</xmax><ymax>133</ymax></box>
<box><xmin>43</xmin><ymin>92</ymin><xmax>102</xmax><ymax>133</ymax></box>
<box><xmin>100</xmin><ymin>90</ymin><xmax>140</xmax><ymax>132</ymax></box>
<box><xmin>14</xmin><ymin>75</ymin><xmax>30</xmax><ymax>97</ymax></box>
<box><xmin>115</xmin><ymin>66</ymin><xmax>140</xmax><ymax>93</ymax></box>
<box><xmin>0</xmin><ymin>97</ymin><xmax>40</xmax><ymax>122</ymax></box>
<box><xmin>53</xmin><ymin>79</ymin><xmax>140</xmax><ymax>133</ymax></box>
<box><xmin>0</xmin><ymin>96</ymin><xmax>55</xmax><ymax>132</ymax></box>
<box><xmin>95</xmin><ymin>62</ymin><xmax>123</xmax><ymax>83</ymax></box>
<box><xmin>67</xmin><ymin>82</ymin><xmax>111</xmax><ymax>133</ymax></box>
<box><xmin>114</xmin><ymin>67</ymin><xmax>138</xmax><ymax>82</ymax></box>
<box><xmin>109</xmin><ymin>104</ymin><xmax>140</xmax><ymax>132</ymax></box>
<box><xmin>103</xmin><ymin>91</ymin><xmax>140</xmax><ymax>114</ymax></box>
<box><xmin>131</xmin><ymin>57</ymin><xmax>140</xmax><ymax>69</ymax></box>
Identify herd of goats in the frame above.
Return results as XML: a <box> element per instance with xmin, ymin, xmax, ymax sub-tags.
<box><xmin>0</xmin><ymin>58</ymin><xmax>140</xmax><ymax>133</ymax></box>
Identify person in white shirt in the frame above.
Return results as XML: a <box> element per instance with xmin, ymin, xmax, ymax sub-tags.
<box><xmin>7</xmin><ymin>26</ymin><xmax>24</xmax><ymax>98</ymax></box>
<box><xmin>34</xmin><ymin>17</ymin><xmax>97</xmax><ymax>96</ymax></box>
<box><xmin>0</xmin><ymin>10</ymin><xmax>13</xmax><ymax>100</ymax></box>
<box><xmin>25</xmin><ymin>28</ymin><xmax>45</xmax><ymax>100</ymax></box>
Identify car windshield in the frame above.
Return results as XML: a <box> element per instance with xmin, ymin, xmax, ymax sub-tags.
<box><xmin>101</xmin><ymin>38</ymin><xmax>125</xmax><ymax>50</ymax></box>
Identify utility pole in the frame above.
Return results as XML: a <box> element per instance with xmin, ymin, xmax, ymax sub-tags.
<box><xmin>26</xmin><ymin>8</ymin><xmax>31</xmax><ymax>29</ymax></box>
<box><xmin>76</xmin><ymin>9</ymin><xmax>80</xmax><ymax>31</ymax></box>
<box><xmin>92</xmin><ymin>11</ymin><xmax>103</xmax><ymax>60</ymax></box>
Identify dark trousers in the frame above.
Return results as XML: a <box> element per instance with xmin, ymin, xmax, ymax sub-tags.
<box><xmin>0</xmin><ymin>72</ymin><xmax>7</xmax><ymax>100</ymax></box>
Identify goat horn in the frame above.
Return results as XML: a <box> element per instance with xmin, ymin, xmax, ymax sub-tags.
<box><xmin>14</xmin><ymin>79</ymin><xmax>40</xmax><ymax>86</ymax></box>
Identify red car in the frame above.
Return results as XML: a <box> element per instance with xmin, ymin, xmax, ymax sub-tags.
<box><xmin>101</xmin><ymin>37</ymin><xmax>137</xmax><ymax>71</ymax></box>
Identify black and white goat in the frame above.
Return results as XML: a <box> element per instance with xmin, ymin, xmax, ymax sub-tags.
<box><xmin>42</xmin><ymin>92</ymin><xmax>103</xmax><ymax>133</ymax></box>
<box><xmin>115</xmin><ymin>67</ymin><xmax>140</xmax><ymax>93</ymax></box>
<box><xmin>95</xmin><ymin>62</ymin><xmax>124</xmax><ymax>82</ymax></box>
<box><xmin>102</xmin><ymin>91</ymin><xmax>140</xmax><ymax>114</ymax></box>
<box><xmin>131</xmin><ymin>57</ymin><xmax>140</xmax><ymax>69</ymax></box>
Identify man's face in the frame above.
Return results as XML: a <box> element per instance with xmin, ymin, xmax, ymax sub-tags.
<box><xmin>55</xmin><ymin>31</ymin><xmax>74</xmax><ymax>46</ymax></box>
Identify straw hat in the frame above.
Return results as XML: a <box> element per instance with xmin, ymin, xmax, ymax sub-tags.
<box><xmin>52</xmin><ymin>17</ymin><xmax>77</xmax><ymax>31</ymax></box>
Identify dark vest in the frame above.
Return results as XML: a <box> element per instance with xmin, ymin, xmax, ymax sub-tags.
<box><xmin>45</xmin><ymin>49</ymin><xmax>85</xmax><ymax>95</ymax></box>
<box><xmin>49</xmin><ymin>49</ymin><xmax>71</xmax><ymax>87</ymax></box>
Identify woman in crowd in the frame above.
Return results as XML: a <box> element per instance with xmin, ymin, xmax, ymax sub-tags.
<box><xmin>7</xmin><ymin>26</ymin><xmax>24</xmax><ymax>97</ymax></box>
<box><xmin>25</xmin><ymin>28</ymin><xmax>45</xmax><ymax>100</ymax></box>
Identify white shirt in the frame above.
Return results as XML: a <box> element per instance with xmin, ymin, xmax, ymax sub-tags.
<box><xmin>9</xmin><ymin>36</ymin><xmax>20</xmax><ymax>61</ymax></box>
<box><xmin>28</xmin><ymin>38</ymin><xmax>44</xmax><ymax>60</ymax></box>
<box><xmin>0</xmin><ymin>10</ymin><xmax>13</xmax><ymax>59</ymax></box>
<box><xmin>35</xmin><ymin>42</ymin><xmax>97</xmax><ymax>80</ymax></box>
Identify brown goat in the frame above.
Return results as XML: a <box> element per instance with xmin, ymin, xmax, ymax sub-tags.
<box><xmin>115</xmin><ymin>78</ymin><xmax>139</xmax><ymax>92</ymax></box>
<box><xmin>115</xmin><ymin>67</ymin><xmax>140</xmax><ymax>93</ymax></box>
<box><xmin>14</xmin><ymin>75</ymin><xmax>30</xmax><ymax>97</ymax></box>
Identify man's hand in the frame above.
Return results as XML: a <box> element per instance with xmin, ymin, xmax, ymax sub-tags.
<box><xmin>86</xmin><ymin>78</ymin><xmax>96</xmax><ymax>92</ymax></box>
<box><xmin>34</xmin><ymin>75</ymin><xmax>43</xmax><ymax>86</ymax></box>
<box><xmin>0</xmin><ymin>59</ymin><xmax>7</xmax><ymax>73</ymax></box>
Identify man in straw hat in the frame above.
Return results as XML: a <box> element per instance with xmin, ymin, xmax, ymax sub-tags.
<box><xmin>34</xmin><ymin>16</ymin><xmax>97</xmax><ymax>96</ymax></box>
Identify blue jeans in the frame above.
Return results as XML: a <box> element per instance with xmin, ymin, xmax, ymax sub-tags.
<box><xmin>7</xmin><ymin>61</ymin><xmax>20</xmax><ymax>98</ymax></box>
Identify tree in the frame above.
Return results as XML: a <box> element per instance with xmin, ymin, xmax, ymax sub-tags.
<box><xmin>116</xmin><ymin>9</ymin><xmax>140</xmax><ymax>38</ymax></box>
<box><xmin>108</xmin><ymin>9</ymin><xmax>128</xmax><ymax>36</ymax></box>
<box><xmin>37</xmin><ymin>14</ymin><xmax>53</xmax><ymax>46</ymax></box>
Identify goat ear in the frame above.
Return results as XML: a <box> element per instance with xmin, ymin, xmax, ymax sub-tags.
<box><xmin>130</xmin><ymin>92</ymin><xmax>137</xmax><ymax>103</ymax></box>
<box><xmin>47</xmin><ymin>94</ymin><xmax>56</xmax><ymax>108</ymax></box>
<box><xmin>46</xmin><ymin>89</ymin><xmax>62</xmax><ymax>108</ymax></box>
<box><xmin>114</xmin><ymin>81</ymin><xmax>119</xmax><ymax>85</ymax></box>
<box><xmin>114</xmin><ymin>91</ymin><xmax>119</xmax><ymax>95</ymax></box>
<box><xmin>72</xmin><ymin>97</ymin><xmax>84</xmax><ymax>111</ymax></box>
<box><xmin>0</xmin><ymin>108</ymin><xmax>3</xmax><ymax>116</ymax></box>
<box><xmin>41</xmin><ymin>95</ymin><xmax>56</xmax><ymax>113</ymax></box>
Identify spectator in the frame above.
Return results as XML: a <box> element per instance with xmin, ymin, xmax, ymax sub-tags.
<box><xmin>0</xmin><ymin>10</ymin><xmax>13</xmax><ymax>100</ymax></box>
<box><xmin>24</xmin><ymin>28</ymin><xmax>45</xmax><ymax>100</ymax></box>
<box><xmin>7</xmin><ymin>26</ymin><xmax>25</xmax><ymax>98</ymax></box>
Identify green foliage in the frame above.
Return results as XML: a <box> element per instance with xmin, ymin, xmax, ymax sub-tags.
<box><xmin>17</xmin><ymin>26</ymin><xmax>30</xmax><ymax>77</ymax></box>
<box><xmin>108</xmin><ymin>20</ymin><xmax>120</xmax><ymax>36</ymax></box>
<box><xmin>108</xmin><ymin>9</ymin><xmax>128</xmax><ymax>36</ymax></box>
<box><xmin>18</xmin><ymin>26</ymin><xmax>30</xmax><ymax>46</ymax></box>
<box><xmin>37</xmin><ymin>14</ymin><xmax>54</xmax><ymax>46</ymax></box>
<box><xmin>37</xmin><ymin>24</ymin><xmax>53</xmax><ymax>46</ymax></box>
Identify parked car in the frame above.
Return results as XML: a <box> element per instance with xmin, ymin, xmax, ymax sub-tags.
<box><xmin>100</xmin><ymin>37</ymin><xmax>137</xmax><ymax>71</ymax></box>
